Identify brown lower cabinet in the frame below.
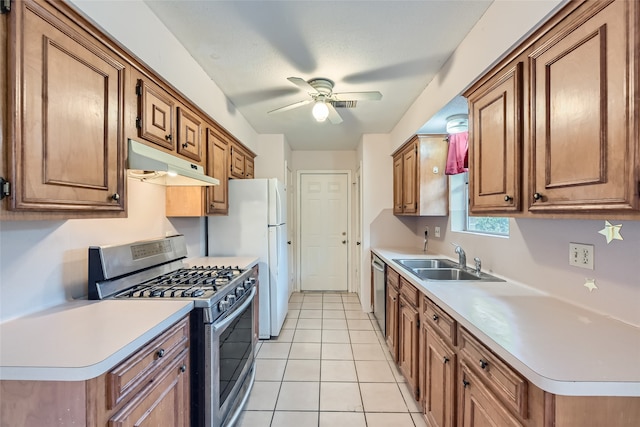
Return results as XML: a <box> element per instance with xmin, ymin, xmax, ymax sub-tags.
<box><xmin>0</xmin><ymin>316</ymin><xmax>190</xmax><ymax>427</ymax></box>
<box><xmin>379</xmin><ymin>257</ymin><xmax>640</xmax><ymax>427</ymax></box>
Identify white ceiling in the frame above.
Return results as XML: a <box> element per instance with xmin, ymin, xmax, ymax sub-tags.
<box><xmin>144</xmin><ymin>1</ymin><xmax>490</xmax><ymax>150</ymax></box>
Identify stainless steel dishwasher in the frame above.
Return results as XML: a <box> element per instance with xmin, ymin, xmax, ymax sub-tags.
<box><xmin>371</xmin><ymin>254</ymin><xmax>386</xmax><ymax>334</ymax></box>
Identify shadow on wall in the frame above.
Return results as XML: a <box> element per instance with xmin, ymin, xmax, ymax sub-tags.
<box><xmin>370</xmin><ymin>208</ymin><xmax>426</xmax><ymax>249</ymax></box>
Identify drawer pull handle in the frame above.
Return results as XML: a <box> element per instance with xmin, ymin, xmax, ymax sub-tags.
<box><xmin>443</xmin><ymin>356</ymin><xmax>449</xmax><ymax>364</ymax></box>
<box><xmin>462</xmin><ymin>379</ymin><xmax>470</xmax><ymax>388</ymax></box>
<box><xmin>504</xmin><ymin>195</ymin><xmax>513</xmax><ymax>202</ymax></box>
<box><xmin>157</xmin><ymin>349</ymin><xmax>165</xmax><ymax>358</ymax></box>
<box><xmin>479</xmin><ymin>359</ymin><xmax>488</xmax><ymax>369</ymax></box>
<box><xmin>432</xmin><ymin>314</ymin><xmax>439</xmax><ymax>322</ymax></box>
<box><xmin>180</xmin><ymin>364</ymin><xmax>187</xmax><ymax>373</ymax></box>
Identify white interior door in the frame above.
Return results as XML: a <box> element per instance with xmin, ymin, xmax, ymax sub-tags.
<box><xmin>300</xmin><ymin>172</ymin><xmax>349</xmax><ymax>292</ymax></box>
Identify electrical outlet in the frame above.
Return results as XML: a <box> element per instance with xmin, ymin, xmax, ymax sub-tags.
<box><xmin>434</xmin><ymin>226</ymin><xmax>441</xmax><ymax>238</ymax></box>
<box><xmin>569</xmin><ymin>243</ymin><xmax>594</xmax><ymax>270</ymax></box>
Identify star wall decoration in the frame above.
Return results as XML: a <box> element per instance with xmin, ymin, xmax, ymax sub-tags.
<box><xmin>584</xmin><ymin>278</ymin><xmax>598</xmax><ymax>292</ymax></box>
<box><xmin>597</xmin><ymin>220</ymin><xmax>623</xmax><ymax>244</ymax></box>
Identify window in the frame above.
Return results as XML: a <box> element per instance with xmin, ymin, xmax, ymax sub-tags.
<box><xmin>450</xmin><ymin>172</ymin><xmax>509</xmax><ymax>237</ymax></box>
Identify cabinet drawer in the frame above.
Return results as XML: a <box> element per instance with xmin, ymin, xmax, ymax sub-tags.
<box><xmin>459</xmin><ymin>327</ymin><xmax>527</xmax><ymax>418</ymax></box>
<box><xmin>423</xmin><ymin>297</ymin><xmax>457</xmax><ymax>346</ymax></box>
<box><xmin>387</xmin><ymin>267</ymin><xmax>400</xmax><ymax>290</ymax></box>
<box><xmin>399</xmin><ymin>277</ymin><xmax>419</xmax><ymax>307</ymax></box>
<box><xmin>107</xmin><ymin>316</ymin><xmax>190</xmax><ymax>409</ymax></box>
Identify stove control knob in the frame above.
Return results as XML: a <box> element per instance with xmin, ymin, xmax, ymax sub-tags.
<box><xmin>235</xmin><ymin>286</ymin><xmax>245</xmax><ymax>297</ymax></box>
<box><xmin>247</xmin><ymin>278</ymin><xmax>257</xmax><ymax>285</ymax></box>
<box><xmin>218</xmin><ymin>299</ymin><xmax>230</xmax><ymax>313</ymax></box>
<box><xmin>227</xmin><ymin>294</ymin><xmax>236</xmax><ymax>305</ymax></box>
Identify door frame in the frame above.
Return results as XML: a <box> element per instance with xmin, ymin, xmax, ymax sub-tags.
<box><xmin>296</xmin><ymin>170</ymin><xmax>353</xmax><ymax>293</ymax></box>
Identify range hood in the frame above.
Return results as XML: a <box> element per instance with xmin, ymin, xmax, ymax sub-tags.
<box><xmin>127</xmin><ymin>139</ymin><xmax>219</xmax><ymax>186</ymax></box>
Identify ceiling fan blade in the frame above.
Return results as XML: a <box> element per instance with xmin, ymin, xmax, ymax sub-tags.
<box><xmin>333</xmin><ymin>91</ymin><xmax>383</xmax><ymax>101</ymax></box>
<box><xmin>287</xmin><ymin>77</ymin><xmax>319</xmax><ymax>94</ymax></box>
<box><xmin>327</xmin><ymin>103</ymin><xmax>343</xmax><ymax>124</ymax></box>
<box><xmin>268</xmin><ymin>99</ymin><xmax>312</xmax><ymax>114</ymax></box>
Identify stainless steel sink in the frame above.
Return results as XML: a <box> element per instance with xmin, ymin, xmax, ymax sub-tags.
<box><xmin>392</xmin><ymin>258</ymin><xmax>504</xmax><ymax>282</ymax></box>
<box><xmin>413</xmin><ymin>268</ymin><xmax>479</xmax><ymax>281</ymax></box>
<box><xmin>393</xmin><ymin>258</ymin><xmax>458</xmax><ymax>269</ymax></box>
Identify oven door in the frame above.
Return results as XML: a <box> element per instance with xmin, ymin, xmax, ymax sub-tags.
<box><xmin>205</xmin><ymin>287</ymin><xmax>256</xmax><ymax>427</ymax></box>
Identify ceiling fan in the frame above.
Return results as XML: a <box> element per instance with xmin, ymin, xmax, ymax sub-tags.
<box><xmin>268</xmin><ymin>77</ymin><xmax>383</xmax><ymax>124</ymax></box>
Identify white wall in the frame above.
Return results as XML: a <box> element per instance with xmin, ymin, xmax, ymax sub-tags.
<box><xmin>69</xmin><ymin>0</ymin><xmax>259</xmax><ymax>153</ymax></box>
<box><xmin>254</xmin><ymin>134</ymin><xmax>292</xmax><ymax>182</ymax></box>
<box><xmin>291</xmin><ymin>151</ymin><xmax>357</xmax><ymax>172</ymax></box>
<box><xmin>0</xmin><ymin>179</ymin><xmax>205</xmax><ymax>322</ymax></box>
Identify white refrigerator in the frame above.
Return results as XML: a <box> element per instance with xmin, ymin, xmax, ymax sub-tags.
<box><xmin>208</xmin><ymin>178</ymin><xmax>288</xmax><ymax>339</ymax></box>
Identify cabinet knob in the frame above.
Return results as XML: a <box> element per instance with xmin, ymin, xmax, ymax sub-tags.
<box><xmin>443</xmin><ymin>356</ymin><xmax>450</xmax><ymax>364</ymax></box>
<box><xmin>165</xmin><ymin>134</ymin><xmax>172</xmax><ymax>141</ymax></box>
<box><xmin>504</xmin><ymin>195</ymin><xmax>512</xmax><ymax>202</ymax></box>
<box><xmin>533</xmin><ymin>192</ymin><xmax>542</xmax><ymax>201</ymax></box>
<box><xmin>462</xmin><ymin>379</ymin><xmax>470</xmax><ymax>388</ymax></box>
<box><xmin>180</xmin><ymin>364</ymin><xmax>187</xmax><ymax>373</ymax></box>
<box><xmin>156</xmin><ymin>348</ymin><xmax>165</xmax><ymax>358</ymax></box>
<box><xmin>479</xmin><ymin>359</ymin><xmax>488</xmax><ymax>369</ymax></box>
<box><xmin>182</xmin><ymin>143</ymin><xmax>188</xmax><ymax>148</ymax></box>
<box><xmin>432</xmin><ymin>314</ymin><xmax>439</xmax><ymax>322</ymax></box>
<box><xmin>111</xmin><ymin>193</ymin><xmax>120</xmax><ymax>201</ymax></box>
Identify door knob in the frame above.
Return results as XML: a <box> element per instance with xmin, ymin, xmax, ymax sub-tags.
<box><xmin>342</xmin><ymin>240</ymin><xmax>347</xmax><ymax>244</ymax></box>
<box><xmin>287</xmin><ymin>241</ymin><xmax>292</xmax><ymax>245</ymax></box>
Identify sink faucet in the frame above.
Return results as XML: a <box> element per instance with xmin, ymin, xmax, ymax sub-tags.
<box><xmin>451</xmin><ymin>243</ymin><xmax>466</xmax><ymax>269</ymax></box>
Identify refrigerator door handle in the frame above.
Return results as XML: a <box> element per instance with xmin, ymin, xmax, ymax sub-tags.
<box><xmin>274</xmin><ymin>184</ymin><xmax>283</xmax><ymax>225</ymax></box>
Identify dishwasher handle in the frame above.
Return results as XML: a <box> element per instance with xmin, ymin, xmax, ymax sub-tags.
<box><xmin>372</xmin><ymin>258</ymin><xmax>385</xmax><ymax>272</ymax></box>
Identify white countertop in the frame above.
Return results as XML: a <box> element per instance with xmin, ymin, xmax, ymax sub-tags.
<box><xmin>0</xmin><ymin>256</ymin><xmax>260</xmax><ymax>382</ymax></box>
<box><xmin>373</xmin><ymin>247</ymin><xmax>640</xmax><ymax>397</ymax></box>
<box><xmin>0</xmin><ymin>299</ymin><xmax>193</xmax><ymax>381</ymax></box>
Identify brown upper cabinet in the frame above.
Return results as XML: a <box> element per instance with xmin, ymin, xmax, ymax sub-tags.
<box><xmin>230</xmin><ymin>141</ymin><xmax>256</xmax><ymax>179</ymax></box>
<box><xmin>467</xmin><ymin>62</ymin><xmax>523</xmax><ymax>214</ymax></box>
<box><xmin>206</xmin><ymin>127</ymin><xmax>230</xmax><ymax>215</ymax></box>
<box><xmin>135</xmin><ymin>75</ymin><xmax>203</xmax><ymax>165</ymax></box>
<box><xmin>392</xmin><ymin>134</ymin><xmax>449</xmax><ymax>216</ymax></box>
<box><xmin>465</xmin><ymin>0</ymin><xmax>639</xmax><ymax>218</ymax></box>
<box><xmin>2</xmin><ymin>0</ymin><xmax>126</xmax><ymax>217</ymax></box>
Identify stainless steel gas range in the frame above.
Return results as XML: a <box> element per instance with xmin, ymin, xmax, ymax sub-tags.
<box><xmin>88</xmin><ymin>235</ymin><xmax>258</xmax><ymax>427</ymax></box>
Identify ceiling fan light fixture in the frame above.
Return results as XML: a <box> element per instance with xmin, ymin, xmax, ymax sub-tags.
<box><xmin>312</xmin><ymin>100</ymin><xmax>329</xmax><ymax>122</ymax></box>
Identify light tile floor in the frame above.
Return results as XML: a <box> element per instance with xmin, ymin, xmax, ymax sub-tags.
<box><xmin>237</xmin><ymin>292</ymin><xmax>427</xmax><ymax>427</ymax></box>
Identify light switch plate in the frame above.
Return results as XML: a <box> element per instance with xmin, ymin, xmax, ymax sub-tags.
<box><xmin>569</xmin><ymin>243</ymin><xmax>594</xmax><ymax>270</ymax></box>
<box><xmin>434</xmin><ymin>226</ymin><xmax>441</xmax><ymax>238</ymax></box>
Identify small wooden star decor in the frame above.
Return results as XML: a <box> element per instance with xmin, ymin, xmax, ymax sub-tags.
<box><xmin>597</xmin><ymin>220</ymin><xmax>623</xmax><ymax>244</ymax></box>
<box><xmin>584</xmin><ymin>278</ymin><xmax>598</xmax><ymax>292</ymax></box>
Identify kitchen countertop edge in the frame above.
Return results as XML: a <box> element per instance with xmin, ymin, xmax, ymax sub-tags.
<box><xmin>372</xmin><ymin>247</ymin><xmax>640</xmax><ymax>397</ymax></box>
<box><xmin>0</xmin><ymin>256</ymin><xmax>260</xmax><ymax>382</ymax></box>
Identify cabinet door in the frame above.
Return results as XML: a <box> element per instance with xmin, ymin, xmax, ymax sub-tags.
<box><xmin>386</xmin><ymin>284</ymin><xmax>399</xmax><ymax>362</ymax></box>
<box><xmin>230</xmin><ymin>144</ymin><xmax>246</xmax><ymax>179</ymax></box>
<box><xmin>393</xmin><ymin>155</ymin><xmax>404</xmax><ymax>214</ymax></box>
<box><xmin>206</xmin><ymin>128</ymin><xmax>229</xmax><ymax>214</ymax></box>
<box><xmin>245</xmin><ymin>157</ymin><xmax>255</xmax><ymax>179</ymax></box>
<box><xmin>529</xmin><ymin>0</ymin><xmax>638</xmax><ymax>212</ymax></box>
<box><xmin>9</xmin><ymin>0</ymin><xmax>125</xmax><ymax>212</ymax></box>
<box><xmin>402</xmin><ymin>145</ymin><xmax>418</xmax><ymax>214</ymax></box>
<box><xmin>139</xmin><ymin>79</ymin><xmax>175</xmax><ymax>151</ymax></box>
<box><xmin>398</xmin><ymin>296</ymin><xmax>419</xmax><ymax>399</ymax></box>
<box><xmin>176</xmin><ymin>106</ymin><xmax>203</xmax><ymax>162</ymax></box>
<box><xmin>459</xmin><ymin>362</ymin><xmax>523</xmax><ymax>427</ymax></box>
<box><xmin>467</xmin><ymin>62</ymin><xmax>522</xmax><ymax>213</ymax></box>
<box><xmin>109</xmin><ymin>351</ymin><xmax>190</xmax><ymax>427</ymax></box>
<box><xmin>424</xmin><ymin>327</ymin><xmax>456</xmax><ymax>427</ymax></box>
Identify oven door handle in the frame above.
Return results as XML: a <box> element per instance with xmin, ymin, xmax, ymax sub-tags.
<box><xmin>212</xmin><ymin>287</ymin><xmax>256</xmax><ymax>333</ymax></box>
